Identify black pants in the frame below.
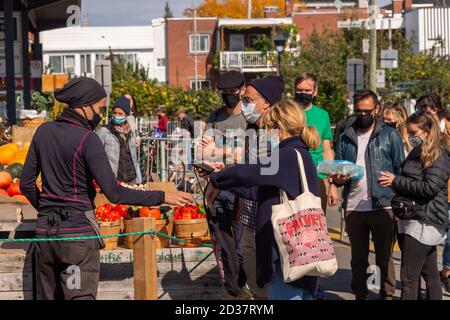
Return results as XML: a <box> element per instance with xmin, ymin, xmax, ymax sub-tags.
<box><xmin>213</xmin><ymin>190</ymin><xmax>247</xmax><ymax>293</ymax></box>
<box><xmin>345</xmin><ymin>210</ymin><xmax>396</xmax><ymax>299</ymax></box>
<box><xmin>35</xmin><ymin>237</ymin><xmax>100</xmax><ymax>300</ymax></box>
<box><xmin>398</xmin><ymin>233</ymin><xmax>442</xmax><ymax>300</ymax></box>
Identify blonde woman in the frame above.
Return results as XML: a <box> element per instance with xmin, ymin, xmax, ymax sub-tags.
<box><xmin>379</xmin><ymin>112</ymin><xmax>450</xmax><ymax>300</ymax></box>
<box><xmin>382</xmin><ymin>102</ymin><xmax>412</xmax><ymax>155</ymax></box>
<box><xmin>206</xmin><ymin>100</ymin><xmax>322</xmax><ymax>300</ymax></box>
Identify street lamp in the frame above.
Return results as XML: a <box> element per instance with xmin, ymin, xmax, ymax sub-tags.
<box><xmin>274</xmin><ymin>38</ymin><xmax>286</xmax><ymax>78</ymax></box>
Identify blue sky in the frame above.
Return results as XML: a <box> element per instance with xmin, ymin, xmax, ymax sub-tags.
<box><xmin>82</xmin><ymin>0</ymin><xmax>393</xmax><ymax>26</ymax></box>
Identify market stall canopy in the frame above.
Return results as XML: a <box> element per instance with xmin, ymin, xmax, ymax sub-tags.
<box><xmin>0</xmin><ymin>0</ymin><xmax>81</xmax><ymax>32</ymax></box>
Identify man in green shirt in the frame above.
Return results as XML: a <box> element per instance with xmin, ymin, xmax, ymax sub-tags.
<box><xmin>294</xmin><ymin>73</ymin><xmax>339</xmax><ymax>214</ymax></box>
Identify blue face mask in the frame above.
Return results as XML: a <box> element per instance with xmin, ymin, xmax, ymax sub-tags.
<box><xmin>112</xmin><ymin>115</ymin><xmax>127</xmax><ymax>125</ymax></box>
<box><xmin>241</xmin><ymin>102</ymin><xmax>260</xmax><ymax>124</ymax></box>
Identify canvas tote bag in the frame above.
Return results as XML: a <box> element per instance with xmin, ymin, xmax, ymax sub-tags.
<box><xmin>271</xmin><ymin>150</ymin><xmax>338</xmax><ymax>282</ymax></box>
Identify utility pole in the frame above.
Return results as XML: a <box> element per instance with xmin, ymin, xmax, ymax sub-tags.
<box><xmin>369</xmin><ymin>0</ymin><xmax>377</xmax><ymax>93</ymax></box>
<box><xmin>248</xmin><ymin>0</ymin><xmax>252</xmax><ymax>18</ymax></box>
<box><xmin>194</xmin><ymin>8</ymin><xmax>198</xmax><ymax>91</ymax></box>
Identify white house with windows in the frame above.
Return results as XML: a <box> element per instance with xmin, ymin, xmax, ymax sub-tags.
<box><xmin>404</xmin><ymin>7</ymin><xmax>450</xmax><ymax>57</ymax></box>
<box><xmin>40</xmin><ymin>19</ymin><xmax>167</xmax><ymax>83</ymax></box>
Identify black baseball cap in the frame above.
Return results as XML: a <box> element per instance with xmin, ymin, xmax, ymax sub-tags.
<box><xmin>217</xmin><ymin>71</ymin><xmax>245</xmax><ymax>90</ymax></box>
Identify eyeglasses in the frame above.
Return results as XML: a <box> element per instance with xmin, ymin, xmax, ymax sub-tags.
<box><xmin>354</xmin><ymin>108</ymin><xmax>376</xmax><ymax>116</ymax></box>
<box><xmin>241</xmin><ymin>95</ymin><xmax>254</xmax><ymax>104</ymax></box>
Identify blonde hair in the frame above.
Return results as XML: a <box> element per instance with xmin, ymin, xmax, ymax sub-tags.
<box><xmin>263</xmin><ymin>100</ymin><xmax>320</xmax><ymax>150</ymax></box>
<box><xmin>382</xmin><ymin>103</ymin><xmax>412</xmax><ymax>152</ymax></box>
<box><xmin>408</xmin><ymin>112</ymin><xmax>450</xmax><ymax>169</ymax></box>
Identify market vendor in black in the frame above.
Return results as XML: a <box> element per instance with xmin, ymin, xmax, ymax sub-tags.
<box><xmin>20</xmin><ymin>77</ymin><xmax>194</xmax><ymax>300</ymax></box>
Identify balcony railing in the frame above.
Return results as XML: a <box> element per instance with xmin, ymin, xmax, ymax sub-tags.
<box><xmin>220</xmin><ymin>51</ymin><xmax>277</xmax><ymax>71</ymax></box>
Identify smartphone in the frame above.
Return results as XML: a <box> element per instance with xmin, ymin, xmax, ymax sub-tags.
<box><xmin>192</xmin><ymin>163</ymin><xmax>215</xmax><ymax>175</ymax></box>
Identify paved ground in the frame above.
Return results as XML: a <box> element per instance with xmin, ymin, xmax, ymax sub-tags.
<box><xmin>321</xmin><ymin>205</ymin><xmax>449</xmax><ymax>300</ymax></box>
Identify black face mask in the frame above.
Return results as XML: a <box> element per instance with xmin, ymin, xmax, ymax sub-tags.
<box><xmin>295</xmin><ymin>92</ymin><xmax>315</xmax><ymax>107</ymax></box>
<box><xmin>385</xmin><ymin>121</ymin><xmax>397</xmax><ymax>129</ymax></box>
<box><xmin>82</xmin><ymin>106</ymin><xmax>102</xmax><ymax>131</ymax></box>
<box><xmin>222</xmin><ymin>93</ymin><xmax>241</xmax><ymax>109</ymax></box>
<box><xmin>355</xmin><ymin>114</ymin><xmax>375</xmax><ymax>129</ymax></box>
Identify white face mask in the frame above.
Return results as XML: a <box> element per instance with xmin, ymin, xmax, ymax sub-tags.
<box><xmin>241</xmin><ymin>102</ymin><xmax>260</xmax><ymax>124</ymax></box>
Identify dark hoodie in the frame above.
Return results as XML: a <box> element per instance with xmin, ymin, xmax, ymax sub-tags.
<box><xmin>20</xmin><ymin>108</ymin><xmax>164</xmax><ymax>235</ymax></box>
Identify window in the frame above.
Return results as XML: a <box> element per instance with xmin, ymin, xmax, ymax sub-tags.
<box><xmin>117</xmin><ymin>53</ymin><xmax>137</xmax><ymax>67</ymax></box>
<box><xmin>80</xmin><ymin>54</ymin><xmax>91</xmax><ymax>74</ymax></box>
<box><xmin>157</xmin><ymin>58</ymin><xmax>165</xmax><ymax>67</ymax></box>
<box><xmin>64</xmin><ymin>55</ymin><xmax>75</xmax><ymax>74</ymax></box>
<box><xmin>95</xmin><ymin>53</ymin><xmax>107</xmax><ymax>61</ymax></box>
<box><xmin>230</xmin><ymin>34</ymin><xmax>245</xmax><ymax>51</ymax></box>
<box><xmin>189</xmin><ymin>34</ymin><xmax>210</xmax><ymax>53</ymax></box>
<box><xmin>190</xmin><ymin>80</ymin><xmax>211</xmax><ymax>90</ymax></box>
<box><xmin>49</xmin><ymin>56</ymin><xmax>62</xmax><ymax>73</ymax></box>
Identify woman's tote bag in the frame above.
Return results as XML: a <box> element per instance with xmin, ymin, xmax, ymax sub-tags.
<box><xmin>271</xmin><ymin>150</ymin><xmax>338</xmax><ymax>282</ymax></box>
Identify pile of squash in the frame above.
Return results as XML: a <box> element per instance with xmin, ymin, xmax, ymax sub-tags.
<box><xmin>0</xmin><ymin>143</ymin><xmax>29</xmax><ymax>204</ymax></box>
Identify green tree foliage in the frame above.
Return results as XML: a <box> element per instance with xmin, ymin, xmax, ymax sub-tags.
<box><xmin>282</xmin><ymin>28</ymin><xmax>366</xmax><ymax>123</ymax></box>
<box><xmin>282</xmin><ymin>27</ymin><xmax>450</xmax><ymax>124</ymax></box>
<box><xmin>110</xmin><ymin>56</ymin><xmax>222</xmax><ymax>119</ymax></box>
<box><xmin>164</xmin><ymin>2</ymin><xmax>174</xmax><ymax>19</ymax></box>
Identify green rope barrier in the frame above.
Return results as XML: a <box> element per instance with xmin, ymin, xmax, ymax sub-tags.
<box><xmin>0</xmin><ymin>229</ymin><xmax>212</xmax><ymax>248</ymax></box>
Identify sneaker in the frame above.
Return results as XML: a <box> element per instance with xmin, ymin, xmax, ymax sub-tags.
<box><xmin>441</xmin><ymin>273</ymin><xmax>450</xmax><ymax>296</ymax></box>
<box><xmin>417</xmin><ymin>288</ymin><xmax>427</xmax><ymax>300</ymax></box>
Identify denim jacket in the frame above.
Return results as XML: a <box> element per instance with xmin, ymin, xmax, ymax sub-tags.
<box><xmin>335</xmin><ymin>119</ymin><xmax>405</xmax><ymax>210</ymax></box>
<box><xmin>96</xmin><ymin>125</ymin><xmax>142</xmax><ymax>184</ymax></box>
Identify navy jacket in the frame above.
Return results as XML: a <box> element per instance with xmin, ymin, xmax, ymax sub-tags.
<box><xmin>20</xmin><ymin>109</ymin><xmax>164</xmax><ymax>234</ymax></box>
<box><xmin>334</xmin><ymin>119</ymin><xmax>405</xmax><ymax>210</ymax></box>
<box><xmin>210</xmin><ymin>136</ymin><xmax>319</xmax><ymax>291</ymax></box>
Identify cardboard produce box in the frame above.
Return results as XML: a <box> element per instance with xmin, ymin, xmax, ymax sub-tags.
<box><xmin>12</xmin><ymin>125</ymin><xmax>37</xmax><ymax>146</ymax></box>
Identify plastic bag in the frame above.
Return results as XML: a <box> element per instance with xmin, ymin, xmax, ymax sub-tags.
<box><xmin>20</xmin><ymin>109</ymin><xmax>47</xmax><ymax>120</ymax></box>
<box><xmin>317</xmin><ymin>160</ymin><xmax>364</xmax><ymax>180</ymax></box>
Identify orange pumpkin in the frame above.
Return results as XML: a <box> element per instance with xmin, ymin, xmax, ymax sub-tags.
<box><xmin>0</xmin><ymin>143</ymin><xmax>20</xmax><ymax>153</ymax></box>
<box><xmin>7</xmin><ymin>180</ymin><xmax>22</xmax><ymax>197</ymax></box>
<box><xmin>0</xmin><ymin>171</ymin><xmax>12</xmax><ymax>189</ymax></box>
<box><xmin>0</xmin><ymin>189</ymin><xmax>9</xmax><ymax>197</ymax></box>
<box><xmin>0</xmin><ymin>149</ymin><xmax>16</xmax><ymax>165</ymax></box>
<box><xmin>12</xmin><ymin>195</ymin><xmax>30</xmax><ymax>204</ymax></box>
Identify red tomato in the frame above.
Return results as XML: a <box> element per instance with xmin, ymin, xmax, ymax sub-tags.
<box><xmin>114</xmin><ymin>204</ymin><xmax>128</xmax><ymax>218</ymax></box>
<box><xmin>102</xmin><ymin>203</ymin><xmax>113</xmax><ymax>213</ymax></box>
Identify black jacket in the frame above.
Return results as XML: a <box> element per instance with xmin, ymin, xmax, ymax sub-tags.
<box><xmin>210</xmin><ymin>136</ymin><xmax>319</xmax><ymax>292</ymax></box>
<box><xmin>335</xmin><ymin>119</ymin><xmax>405</xmax><ymax>210</ymax></box>
<box><xmin>392</xmin><ymin>145</ymin><xmax>450</xmax><ymax>231</ymax></box>
<box><xmin>20</xmin><ymin>109</ymin><xmax>164</xmax><ymax>234</ymax></box>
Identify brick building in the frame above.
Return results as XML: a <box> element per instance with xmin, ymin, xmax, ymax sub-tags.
<box><xmin>166</xmin><ymin>17</ymin><xmax>217</xmax><ymax>90</ymax></box>
<box><xmin>166</xmin><ymin>17</ymin><xmax>294</xmax><ymax>90</ymax></box>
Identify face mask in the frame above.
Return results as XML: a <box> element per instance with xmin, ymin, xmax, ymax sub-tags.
<box><xmin>409</xmin><ymin>135</ymin><xmax>423</xmax><ymax>148</ymax></box>
<box><xmin>88</xmin><ymin>106</ymin><xmax>102</xmax><ymax>130</ymax></box>
<box><xmin>355</xmin><ymin>114</ymin><xmax>375</xmax><ymax>129</ymax></box>
<box><xmin>385</xmin><ymin>122</ymin><xmax>397</xmax><ymax>129</ymax></box>
<box><xmin>295</xmin><ymin>93</ymin><xmax>315</xmax><ymax>107</ymax></box>
<box><xmin>112</xmin><ymin>116</ymin><xmax>127</xmax><ymax>125</ymax></box>
<box><xmin>222</xmin><ymin>93</ymin><xmax>240</xmax><ymax>109</ymax></box>
<box><xmin>241</xmin><ymin>102</ymin><xmax>260</xmax><ymax>124</ymax></box>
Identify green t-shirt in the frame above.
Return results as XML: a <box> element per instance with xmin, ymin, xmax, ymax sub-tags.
<box><xmin>305</xmin><ymin>104</ymin><xmax>333</xmax><ymax>179</ymax></box>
